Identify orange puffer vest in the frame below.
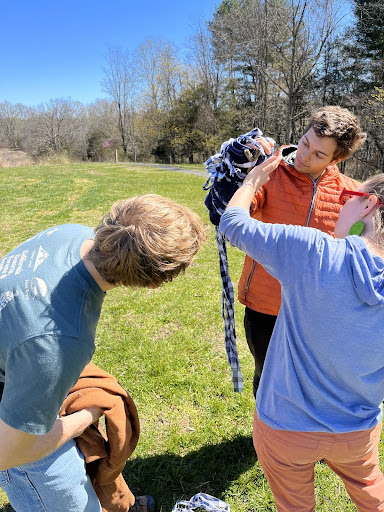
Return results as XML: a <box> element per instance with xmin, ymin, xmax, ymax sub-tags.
<box><xmin>238</xmin><ymin>159</ymin><xmax>359</xmax><ymax>316</ymax></box>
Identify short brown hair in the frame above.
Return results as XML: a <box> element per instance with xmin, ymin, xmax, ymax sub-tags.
<box><xmin>87</xmin><ymin>194</ymin><xmax>206</xmax><ymax>287</ymax></box>
<box><xmin>305</xmin><ymin>106</ymin><xmax>366</xmax><ymax>161</ymax></box>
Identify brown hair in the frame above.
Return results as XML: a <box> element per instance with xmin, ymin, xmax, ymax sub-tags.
<box><xmin>305</xmin><ymin>106</ymin><xmax>366</xmax><ymax>161</ymax></box>
<box><xmin>87</xmin><ymin>194</ymin><xmax>206</xmax><ymax>287</ymax></box>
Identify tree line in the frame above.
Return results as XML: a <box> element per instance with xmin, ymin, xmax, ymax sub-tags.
<box><xmin>0</xmin><ymin>0</ymin><xmax>382</xmax><ymax>179</ymax></box>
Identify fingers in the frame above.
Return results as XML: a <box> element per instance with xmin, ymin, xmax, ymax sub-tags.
<box><xmin>259</xmin><ymin>152</ymin><xmax>283</xmax><ymax>171</ymax></box>
<box><xmin>242</xmin><ymin>152</ymin><xmax>282</xmax><ymax>191</ymax></box>
<box><xmin>255</xmin><ymin>137</ymin><xmax>273</xmax><ymax>156</ymax></box>
<box><xmin>256</xmin><ymin>157</ymin><xmax>281</xmax><ymax>183</ymax></box>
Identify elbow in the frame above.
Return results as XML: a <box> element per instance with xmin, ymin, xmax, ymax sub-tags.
<box><xmin>0</xmin><ymin>448</ymin><xmax>23</xmax><ymax>470</ymax></box>
<box><xmin>0</xmin><ymin>437</ymin><xmax>36</xmax><ymax>470</ymax></box>
<box><xmin>0</xmin><ymin>419</ymin><xmax>40</xmax><ymax>470</ymax></box>
<box><xmin>0</xmin><ymin>457</ymin><xmax>13</xmax><ymax>471</ymax></box>
<box><xmin>0</xmin><ymin>451</ymin><xmax>36</xmax><ymax>471</ymax></box>
<box><xmin>218</xmin><ymin>217</ymin><xmax>227</xmax><ymax>237</ymax></box>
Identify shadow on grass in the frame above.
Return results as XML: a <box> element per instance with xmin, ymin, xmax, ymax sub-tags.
<box><xmin>123</xmin><ymin>434</ymin><xmax>257</xmax><ymax>511</ymax></box>
<box><xmin>0</xmin><ymin>435</ymin><xmax>257</xmax><ymax>512</ymax></box>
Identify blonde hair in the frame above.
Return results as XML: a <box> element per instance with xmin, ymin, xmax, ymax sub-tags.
<box><xmin>87</xmin><ymin>194</ymin><xmax>206</xmax><ymax>287</ymax></box>
<box><xmin>362</xmin><ymin>174</ymin><xmax>384</xmax><ymax>244</ymax></box>
<box><xmin>305</xmin><ymin>106</ymin><xmax>366</xmax><ymax>161</ymax></box>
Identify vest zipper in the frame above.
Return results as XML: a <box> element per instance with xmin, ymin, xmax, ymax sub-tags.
<box><xmin>244</xmin><ymin>260</ymin><xmax>256</xmax><ymax>301</ymax></box>
<box><xmin>306</xmin><ymin>175</ymin><xmax>321</xmax><ymax>226</ymax></box>
<box><xmin>245</xmin><ymin>173</ymin><xmax>322</xmax><ymax>301</ymax></box>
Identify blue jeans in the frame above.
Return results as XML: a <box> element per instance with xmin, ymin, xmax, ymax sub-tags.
<box><xmin>0</xmin><ymin>439</ymin><xmax>102</xmax><ymax>512</ymax></box>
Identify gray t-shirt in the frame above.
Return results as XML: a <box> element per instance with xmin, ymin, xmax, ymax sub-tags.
<box><xmin>0</xmin><ymin>224</ymin><xmax>105</xmax><ymax>434</ymax></box>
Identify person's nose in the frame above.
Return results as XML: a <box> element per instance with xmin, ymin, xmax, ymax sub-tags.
<box><xmin>301</xmin><ymin>148</ymin><xmax>310</xmax><ymax>164</ymax></box>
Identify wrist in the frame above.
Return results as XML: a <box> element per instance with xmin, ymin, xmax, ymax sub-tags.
<box><xmin>242</xmin><ymin>181</ymin><xmax>257</xmax><ymax>193</ymax></box>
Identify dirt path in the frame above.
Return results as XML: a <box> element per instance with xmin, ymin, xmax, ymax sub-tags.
<box><xmin>123</xmin><ymin>161</ymin><xmax>207</xmax><ymax>178</ymax></box>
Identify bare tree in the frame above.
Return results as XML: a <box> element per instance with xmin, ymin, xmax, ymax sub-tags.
<box><xmin>269</xmin><ymin>0</ymin><xmax>349</xmax><ymax>140</ymax></box>
<box><xmin>87</xmin><ymin>99</ymin><xmax>116</xmax><ymax>138</ymax></box>
<box><xmin>136</xmin><ymin>37</ymin><xmax>185</xmax><ymax>112</ymax></box>
<box><xmin>0</xmin><ymin>101</ymin><xmax>28</xmax><ymax>148</ymax></box>
<box><xmin>26</xmin><ymin>98</ymin><xmax>85</xmax><ymax>157</ymax></box>
<box><xmin>101</xmin><ymin>46</ymin><xmax>138</xmax><ymax>157</ymax></box>
<box><xmin>209</xmin><ymin>0</ymin><xmax>284</xmax><ymax>132</ymax></box>
<box><xmin>133</xmin><ymin>38</ymin><xmax>187</xmax><ymax>158</ymax></box>
<box><xmin>187</xmin><ymin>18</ymin><xmax>225</xmax><ymax>141</ymax></box>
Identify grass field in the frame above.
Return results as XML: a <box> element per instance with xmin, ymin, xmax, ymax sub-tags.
<box><xmin>0</xmin><ymin>162</ymin><xmax>378</xmax><ymax>511</ymax></box>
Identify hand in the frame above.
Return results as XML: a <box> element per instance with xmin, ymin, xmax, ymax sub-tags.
<box><xmin>243</xmin><ymin>152</ymin><xmax>283</xmax><ymax>191</ymax></box>
<box><xmin>82</xmin><ymin>406</ymin><xmax>103</xmax><ymax>425</ymax></box>
<box><xmin>226</xmin><ymin>152</ymin><xmax>282</xmax><ymax>210</ymax></box>
<box><xmin>67</xmin><ymin>407</ymin><xmax>104</xmax><ymax>439</ymax></box>
<box><xmin>254</xmin><ymin>137</ymin><xmax>273</xmax><ymax>156</ymax></box>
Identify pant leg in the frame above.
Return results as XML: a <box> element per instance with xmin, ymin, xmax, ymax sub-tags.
<box><xmin>325</xmin><ymin>423</ymin><xmax>384</xmax><ymax>512</ymax></box>
<box><xmin>253</xmin><ymin>410</ymin><xmax>318</xmax><ymax>512</ymax></box>
<box><xmin>0</xmin><ymin>439</ymin><xmax>102</xmax><ymax>512</ymax></box>
<box><xmin>244</xmin><ymin>308</ymin><xmax>277</xmax><ymax>397</ymax></box>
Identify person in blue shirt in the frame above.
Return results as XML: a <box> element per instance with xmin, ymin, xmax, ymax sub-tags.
<box><xmin>220</xmin><ymin>154</ymin><xmax>384</xmax><ymax>512</ymax></box>
<box><xmin>0</xmin><ymin>194</ymin><xmax>205</xmax><ymax>512</ymax></box>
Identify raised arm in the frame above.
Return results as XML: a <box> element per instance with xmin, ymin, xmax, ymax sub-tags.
<box><xmin>227</xmin><ymin>153</ymin><xmax>282</xmax><ymax>211</ymax></box>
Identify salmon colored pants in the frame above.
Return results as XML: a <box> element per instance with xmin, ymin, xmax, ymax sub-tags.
<box><xmin>253</xmin><ymin>410</ymin><xmax>384</xmax><ymax>512</ymax></box>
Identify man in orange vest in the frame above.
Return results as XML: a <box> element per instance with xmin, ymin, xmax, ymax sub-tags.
<box><xmin>238</xmin><ymin>106</ymin><xmax>366</xmax><ymax>396</ymax></box>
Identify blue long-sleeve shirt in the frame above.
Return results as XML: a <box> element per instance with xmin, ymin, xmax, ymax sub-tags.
<box><xmin>220</xmin><ymin>207</ymin><xmax>384</xmax><ymax>433</ymax></box>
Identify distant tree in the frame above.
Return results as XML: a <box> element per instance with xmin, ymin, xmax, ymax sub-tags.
<box><xmin>353</xmin><ymin>0</ymin><xmax>384</xmax><ymax>85</ymax></box>
<box><xmin>134</xmin><ymin>38</ymin><xmax>187</xmax><ymax>160</ymax></box>
<box><xmin>210</xmin><ymin>0</ymin><xmax>348</xmax><ymax>141</ymax></box>
<box><xmin>87</xmin><ymin>99</ymin><xmax>116</xmax><ymax>137</ymax></box>
<box><xmin>209</xmin><ymin>0</ymin><xmax>283</xmax><ymax>132</ymax></box>
<box><xmin>25</xmin><ymin>98</ymin><xmax>86</xmax><ymax>157</ymax></box>
<box><xmin>187</xmin><ymin>18</ymin><xmax>224</xmax><ymax>139</ymax></box>
<box><xmin>152</xmin><ymin>84</ymin><xmax>204</xmax><ymax>163</ymax></box>
<box><xmin>0</xmin><ymin>101</ymin><xmax>27</xmax><ymax>148</ymax></box>
<box><xmin>86</xmin><ymin>99</ymin><xmax>119</xmax><ymax>161</ymax></box>
<box><xmin>101</xmin><ymin>46</ymin><xmax>139</xmax><ymax>158</ymax></box>
<box><xmin>360</xmin><ymin>86</ymin><xmax>384</xmax><ymax>176</ymax></box>
<box><xmin>267</xmin><ymin>0</ymin><xmax>348</xmax><ymax>141</ymax></box>
<box><xmin>136</xmin><ymin>37</ymin><xmax>184</xmax><ymax>112</ymax></box>
<box><xmin>312</xmin><ymin>2</ymin><xmax>384</xmax><ymax>177</ymax></box>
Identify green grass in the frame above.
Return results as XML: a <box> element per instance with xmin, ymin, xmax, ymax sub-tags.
<box><xmin>0</xmin><ymin>162</ymin><xmax>380</xmax><ymax>511</ymax></box>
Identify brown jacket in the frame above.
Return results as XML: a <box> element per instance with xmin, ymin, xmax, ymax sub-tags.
<box><xmin>60</xmin><ymin>362</ymin><xmax>140</xmax><ymax>512</ymax></box>
<box><xmin>238</xmin><ymin>159</ymin><xmax>359</xmax><ymax>316</ymax></box>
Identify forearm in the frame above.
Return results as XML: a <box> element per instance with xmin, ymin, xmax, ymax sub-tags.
<box><xmin>29</xmin><ymin>409</ymin><xmax>98</xmax><ymax>461</ymax></box>
<box><xmin>227</xmin><ymin>182</ymin><xmax>259</xmax><ymax>210</ymax></box>
<box><xmin>0</xmin><ymin>408</ymin><xmax>100</xmax><ymax>470</ymax></box>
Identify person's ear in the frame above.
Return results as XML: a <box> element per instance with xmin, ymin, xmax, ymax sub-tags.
<box><xmin>361</xmin><ymin>195</ymin><xmax>379</xmax><ymax>218</ymax></box>
<box><xmin>330</xmin><ymin>158</ymin><xmax>342</xmax><ymax>166</ymax></box>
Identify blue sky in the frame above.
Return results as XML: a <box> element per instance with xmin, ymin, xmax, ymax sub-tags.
<box><xmin>0</xmin><ymin>0</ymin><xmax>220</xmax><ymax>107</ymax></box>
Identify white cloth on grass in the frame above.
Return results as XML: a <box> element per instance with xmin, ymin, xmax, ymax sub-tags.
<box><xmin>172</xmin><ymin>492</ymin><xmax>230</xmax><ymax>512</ymax></box>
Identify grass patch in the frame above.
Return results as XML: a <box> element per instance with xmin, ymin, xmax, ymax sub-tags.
<box><xmin>0</xmin><ymin>162</ymin><xmax>380</xmax><ymax>511</ymax></box>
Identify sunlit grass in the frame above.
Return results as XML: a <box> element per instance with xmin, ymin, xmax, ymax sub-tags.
<box><xmin>0</xmin><ymin>162</ymin><xmax>379</xmax><ymax>511</ymax></box>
